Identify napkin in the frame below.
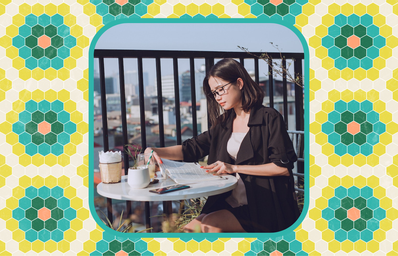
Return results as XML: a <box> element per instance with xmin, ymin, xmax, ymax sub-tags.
<box><xmin>99</xmin><ymin>151</ymin><xmax>121</xmax><ymax>163</ymax></box>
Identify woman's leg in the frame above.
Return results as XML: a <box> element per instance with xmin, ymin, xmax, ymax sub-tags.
<box><xmin>201</xmin><ymin>210</ymin><xmax>246</xmax><ymax>233</ymax></box>
<box><xmin>183</xmin><ymin>213</ymin><xmax>206</xmax><ymax>232</ymax></box>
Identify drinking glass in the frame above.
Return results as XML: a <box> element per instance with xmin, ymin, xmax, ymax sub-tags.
<box><xmin>137</xmin><ymin>153</ymin><xmax>156</xmax><ymax>180</ymax></box>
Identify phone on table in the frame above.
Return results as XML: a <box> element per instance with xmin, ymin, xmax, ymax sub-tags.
<box><xmin>149</xmin><ymin>184</ymin><xmax>190</xmax><ymax>194</ymax></box>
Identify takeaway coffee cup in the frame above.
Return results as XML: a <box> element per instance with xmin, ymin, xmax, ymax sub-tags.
<box><xmin>127</xmin><ymin>166</ymin><xmax>150</xmax><ymax>189</ymax></box>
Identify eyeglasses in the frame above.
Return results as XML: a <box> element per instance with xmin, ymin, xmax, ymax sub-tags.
<box><xmin>211</xmin><ymin>80</ymin><xmax>235</xmax><ymax>98</ymax></box>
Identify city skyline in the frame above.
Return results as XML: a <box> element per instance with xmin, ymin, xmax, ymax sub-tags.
<box><xmin>94</xmin><ymin>22</ymin><xmax>304</xmax><ymax>86</ymax></box>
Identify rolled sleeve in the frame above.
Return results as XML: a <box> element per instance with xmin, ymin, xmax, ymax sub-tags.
<box><xmin>267</xmin><ymin>112</ymin><xmax>297</xmax><ymax>169</ymax></box>
<box><xmin>182</xmin><ymin>131</ymin><xmax>211</xmax><ymax>162</ymax></box>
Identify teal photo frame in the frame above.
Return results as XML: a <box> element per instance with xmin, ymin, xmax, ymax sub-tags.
<box><xmin>88</xmin><ymin>16</ymin><xmax>310</xmax><ymax>240</ymax></box>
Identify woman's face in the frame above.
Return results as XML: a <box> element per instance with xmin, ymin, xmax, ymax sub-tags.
<box><xmin>208</xmin><ymin>76</ymin><xmax>243</xmax><ymax>110</ymax></box>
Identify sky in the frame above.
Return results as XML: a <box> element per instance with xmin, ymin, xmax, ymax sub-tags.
<box><xmin>94</xmin><ymin>23</ymin><xmax>304</xmax><ymax>86</ymax></box>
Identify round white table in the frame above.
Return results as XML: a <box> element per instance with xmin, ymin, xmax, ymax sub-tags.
<box><xmin>97</xmin><ymin>175</ymin><xmax>238</xmax><ymax>232</ymax></box>
<box><xmin>97</xmin><ymin>175</ymin><xmax>238</xmax><ymax>202</ymax></box>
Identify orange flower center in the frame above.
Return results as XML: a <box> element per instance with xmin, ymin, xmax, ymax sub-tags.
<box><xmin>38</xmin><ymin>35</ymin><xmax>51</xmax><ymax>49</ymax></box>
<box><xmin>347</xmin><ymin>35</ymin><xmax>360</xmax><ymax>49</ymax></box>
<box><xmin>270</xmin><ymin>251</ymin><xmax>283</xmax><ymax>256</ymax></box>
<box><xmin>38</xmin><ymin>207</ymin><xmax>51</xmax><ymax>221</ymax></box>
<box><xmin>347</xmin><ymin>207</ymin><xmax>360</xmax><ymax>221</ymax></box>
<box><xmin>115</xmin><ymin>0</ymin><xmax>128</xmax><ymax>5</ymax></box>
<box><xmin>270</xmin><ymin>0</ymin><xmax>283</xmax><ymax>5</ymax></box>
<box><xmin>115</xmin><ymin>251</ymin><xmax>128</xmax><ymax>256</ymax></box>
<box><xmin>347</xmin><ymin>121</ymin><xmax>360</xmax><ymax>135</ymax></box>
<box><xmin>38</xmin><ymin>121</ymin><xmax>51</xmax><ymax>135</ymax></box>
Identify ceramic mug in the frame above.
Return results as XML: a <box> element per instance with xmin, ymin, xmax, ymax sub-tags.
<box><xmin>127</xmin><ymin>166</ymin><xmax>150</xmax><ymax>189</ymax></box>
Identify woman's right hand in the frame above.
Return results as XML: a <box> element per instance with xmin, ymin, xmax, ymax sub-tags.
<box><xmin>144</xmin><ymin>147</ymin><xmax>163</xmax><ymax>164</ymax></box>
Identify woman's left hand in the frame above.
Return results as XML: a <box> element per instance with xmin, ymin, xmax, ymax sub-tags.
<box><xmin>201</xmin><ymin>161</ymin><xmax>237</xmax><ymax>175</ymax></box>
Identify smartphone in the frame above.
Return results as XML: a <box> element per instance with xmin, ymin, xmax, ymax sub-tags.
<box><xmin>149</xmin><ymin>184</ymin><xmax>190</xmax><ymax>194</ymax></box>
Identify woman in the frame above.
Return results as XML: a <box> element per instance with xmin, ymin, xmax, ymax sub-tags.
<box><xmin>145</xmin><ymin>58</ymin><xmax>300</xmax><ymax>232</ymax></box>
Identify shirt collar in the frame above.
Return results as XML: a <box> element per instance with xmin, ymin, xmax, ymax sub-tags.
<box><xmin>223</xmin><ymin>105</ymin><xmax>264</xmax><ymax>129</ymax></box>
<box><xmin>247</xmin><ymin>105</ymin><xmax>263</xmax><ymax>126</ymax></box>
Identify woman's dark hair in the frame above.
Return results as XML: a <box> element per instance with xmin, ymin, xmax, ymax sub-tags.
<box><xmin>203</xmin><ymin>58</ymin><xmax>264</xmax><ymax>127</ymax></box>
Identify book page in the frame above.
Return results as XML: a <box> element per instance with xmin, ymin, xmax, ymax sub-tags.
<box><xmin>160</xmin><ymin>158</ymin><xmax>222</xmax><ymax>184</ymax></box>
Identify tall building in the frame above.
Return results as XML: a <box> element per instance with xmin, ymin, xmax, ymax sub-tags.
<box><xmin>180</xmin><ymin>71</ymin><xmax>191</xmax><ymax>102</ymax></box>
<box><xmin>161</xmin><ymin>75</ymin><xmax>175</xmax><ymax>99</ymax></box>
<box><xmin>179</xmin><ymin>65</ymin><xmax>206</xmax><ymax>103</ymax></box>
<box><xmin>94</xmin><ymin>76</ymin><xmax>115</xmax><ymax>94</ymax></box>
<box><xmin>119</xmin><ymin>70</ymin><xmax>149</xmax><ymax>97</ymax></box>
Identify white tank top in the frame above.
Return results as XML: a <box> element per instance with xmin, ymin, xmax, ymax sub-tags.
<box><xmin>225</xmin><ymin>132</ymin><xmax>248</xmax><ymax>208</ymax></box>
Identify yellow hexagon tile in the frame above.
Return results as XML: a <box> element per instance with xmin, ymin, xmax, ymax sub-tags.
<box><xmin>1</xmin><ymin>1</ymin><xmax>398</xmax><ymax>255</ymax></box>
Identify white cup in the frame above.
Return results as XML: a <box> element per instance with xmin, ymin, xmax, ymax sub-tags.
<box><xmin>137</xmin><ymin>153</ymin><xmax>166</xmax><ymax>180</ymax></box>
<box><xmin>127</xmin><ymin>166</ymin><xmax>150</xmax><ymax>189</ymax></box>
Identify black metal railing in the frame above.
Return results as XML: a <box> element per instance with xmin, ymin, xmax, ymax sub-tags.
<box><xmin>288</xmin><ymin>130</ymin><xmax>304</xmax><ymax>193</ymax></box>
<box><xmin>93</xmin><ymin>49</ymin><xmax>305</xmax><ymax>227</ymax></box>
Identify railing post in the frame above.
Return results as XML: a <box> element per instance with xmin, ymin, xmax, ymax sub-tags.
<box><xmin>294</xmin><ymin>58</ymin><xmax>304</xmax><ymax>190</ymax></box>
<box><xmin>190</xmin><ymin>57</ymin><xmax>198</xmax><ymax>137</ymax></box>
<box><xmin>118</xmin><ymin>57</ymin><xmax>133</xmax><ymax>218</ymax></box>
<box><xmin>254</xmin><ymin>57</ymin><xmax>259</xmax><ymax>85</ymax></box>
<box><xmin>268</xmin><ymin>58</ymin><xmax>274</xmax><ymax>108</ymax></box>
<box><xmin>282</xmin><ymin>58</ymin><xmax>288</xmax><ymax>128</ymax></box>
<box><xmin>98</xmin><ymin>57</ymin><xmax>114</xmax><ymax>224</ymax></box>
<box><xmin>156</xmin><ymin>57</ymin><xmax>165</xmax><ymax>147</ymax></box>
<box><xmin>137</xmin><ymin>57</ymin><xmax>146</xmax><ymax>150</ymax></box>
<box><xmin>205</xmin><ymin>58</ymin><xmax>214</xmax><ymax>130</ymax></box>
<box><xmin>173</xmin><ymin>58</ymin><xmax>182</xmax><ymax>145</ymax></box>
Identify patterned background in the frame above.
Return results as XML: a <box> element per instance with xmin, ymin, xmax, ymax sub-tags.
<box><xmin>0</xmin><ymin>0</ymin><xmax>398</xmax><ymax>255</ymax></box>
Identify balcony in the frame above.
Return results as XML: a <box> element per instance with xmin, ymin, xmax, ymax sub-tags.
<box><xmin>92</xmin><ymin>49</ymin><xmax>305</xmax><ymax>232</ymax></box>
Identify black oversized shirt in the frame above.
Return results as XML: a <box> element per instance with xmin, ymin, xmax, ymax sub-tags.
<box><xmin>182</xmin><ymin>105</ymin><xmax>300</xmax><ymax>232</ymax></box>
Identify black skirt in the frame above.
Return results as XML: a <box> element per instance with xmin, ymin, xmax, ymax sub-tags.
<box><xmin>200</xmin><ymin>174</ymin><xmax>301</xmax><ymax>232</ymax></box>
<box><xmin>200</xmin><ymin>191</ymin><xmax>257</xmax><ymax>232</ymax></box>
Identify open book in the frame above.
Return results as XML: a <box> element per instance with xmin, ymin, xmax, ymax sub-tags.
<box><xmin>159</xmin><ymin>158</ymin><xmax>227</xmax><ymax>184</ymax></box>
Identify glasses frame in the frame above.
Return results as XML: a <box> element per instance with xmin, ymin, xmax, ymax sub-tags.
<box><xmin>211</xmin><ymin>80</ymin><xmax>236</xmax><ymax>98</ymax></box>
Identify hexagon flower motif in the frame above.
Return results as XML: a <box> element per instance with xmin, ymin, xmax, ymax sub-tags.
<box><xmin>89</xmin><ymin>0</ymin><xmax>150</xmax><ymax>25</ymax></box>
<box><xmin>85</xmin><ymin>233</ymin><xmax>144</xmax><ymax>255</ymax></box>
<box><xmin>1</xmin><ymin>89</ymin><xmax>84</xmax><ymax>167</ymax></box>
<box><xmin>249</xmin><ymin>233</ymin><xmax>310</xmax><ymax>256</ymax></box>
<box><xmin>1</xmin><ymin>3</ymin><xmax>87</xmax><ymax>81</ymax></box>
<box><xmin>324</xmin><ymin>100</ymin><xmax>383</xmax><ymax>156</ymax></box>
<box><xmin>1</xmin><ymin>175</ymin><xmax>87</xmax><ymax>253</ymax></box>
<box><xmin>254</xmin><ymin>0</ymin><xmax>308</xmax><ymax>24</ymax></box>
<box><xmin>12</xmin><ymin>186</ymin><xmax>74</xmax><ymax>243</ymax></box>
<box><xmin>312</xmin><ymin>3</ymin><xmax>398</xmax><ymax>81</ymax></box>
<box><xmin>321</xmin><ymin>13</ymin><xmax>389</xmax><ymax>70</ymax></box>
<box><xmin>12</xmin><ymin>15</ymin><xmax>75</xmax><ymax>69</ymax></box>
<box><xmin>313</xmin><ymin>89</ymin><xmax>397</xmax><ymax>167</ymax></box>
<box><xmin>314</xmin><ymin>175</ymin><xmax>397</xmax><ymax>253</ymax></box>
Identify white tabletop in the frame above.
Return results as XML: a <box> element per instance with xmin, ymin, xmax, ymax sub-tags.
<box><xmin>97</xmin><ymin>175</ymin><xmax>238</xmax><ymax>201</ymax></box>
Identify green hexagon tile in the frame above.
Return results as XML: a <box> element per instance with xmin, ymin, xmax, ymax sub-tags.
<box><xmin>1</xmin><ymin>0</ymin><xmax>398</xmax><ymax>255</ymax></box>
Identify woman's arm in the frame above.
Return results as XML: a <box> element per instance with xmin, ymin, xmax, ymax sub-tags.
<box><xmin>144</xmin><ymin>145</ymin><xmax>183</xmax><ymax>164</ymax></box>
<box><xmin>202</xmin><ymin>161</ymin><xmax>290</xmax><ymax>176</ymax></box>
<box><xmin>144</xmin><ymin>129</ymin><xmax>212</xmax><ymax>164</ymax></box>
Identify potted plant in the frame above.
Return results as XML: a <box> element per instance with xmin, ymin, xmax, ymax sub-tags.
<box><xmin>124</xmin><ymin>144</ymin><xmax>142</xmax><ymax>168</ymax></box>
<box><xmin>125</xmin><ymin>144</ymin><xmax>151</xmax><ymax>189</ymax></box>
